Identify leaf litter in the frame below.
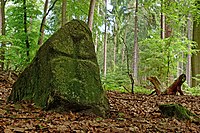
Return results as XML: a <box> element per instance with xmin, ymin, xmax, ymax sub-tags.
<box><xmin>0</xmin><ymin>72</ymin><xmax>200</xmax><ymax>132</ymax></box>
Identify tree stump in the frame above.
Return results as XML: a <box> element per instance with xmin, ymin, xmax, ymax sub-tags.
<box><xmin>159</xmin><ymin>104</ymin><xmax>199</xmax><ymax>122</ymax></box>
<box><xmin>148</xmin><ymin>74</ymin><xmax>186</xmax><ymax>95</ymax></box>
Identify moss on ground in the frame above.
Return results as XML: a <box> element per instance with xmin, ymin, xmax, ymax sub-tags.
<box><xmin>159</xmin><ymin>103</ymin><xmax>200</xmax><ymax>122</ymax></box>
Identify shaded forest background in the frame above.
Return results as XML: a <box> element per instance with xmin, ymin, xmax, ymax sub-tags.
<box><xmin>0</xmin><ymin>0</ymin><xmax>200</xmax><ymax>95</ymax></box>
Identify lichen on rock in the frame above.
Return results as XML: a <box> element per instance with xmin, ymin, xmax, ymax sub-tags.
<box><xmin>8</xmin><ymin>19</ymin><xmax>110</xmax><ymax>117</ymax></box>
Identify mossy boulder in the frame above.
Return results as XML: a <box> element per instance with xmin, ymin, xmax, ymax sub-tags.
<box><xmin>159</xmin><ymin>104</ymin><xmax>199</xmax><ymax>121</ymax></box>
<box><xmin>8</xmin><ymin>19</ymin><xmax>110</xmax><ymax>117</ymax></box>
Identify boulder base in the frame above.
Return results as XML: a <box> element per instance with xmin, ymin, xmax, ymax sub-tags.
<box><xmin>8</xmin><ymin>20</ymin><xmax>109</xmax><ymax>116</ymax></box>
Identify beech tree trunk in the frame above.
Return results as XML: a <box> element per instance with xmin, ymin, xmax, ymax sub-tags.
<box><xmin>121</xmin><ymin>26</ymin><xmax>127</xmax><ymax>65</ymax></box>
<box><xmin>61</xmin><ymin>0</ymin><xmax>67</xmax><ymax>26</ymax></box>
<box><xmin>87</xmin><ymin>0</ymin><xmax>96</xmax><ymax>31</ymax></box>
<box><xmin>0</xmin><ymin>0</ymin><xmax>6</xmax><ymax>71</ymax></box>
<box><xmin>113</xmin><ymin>20</ymin><xmax>117</xmax><ymax>71</ymax></box>
<box><xmin>94</xmin><ymin>3</ymin><xmax>100</xmax><ymax>53</ymax></box>
<box><xmin>103</xmin><ymin>0</ymin><xmax>107</xmax><ymax>77</ymax></box>
<box><xmin>186</xmin><ymin>14</ymin><xmax>192</xmax><ymax>87</ymax></box>
<box><xmin>38</xmin><ymin>0</ymin><xmax>48</xmax><ymax>46</ymax></box>
<box><xmin>160</xmin><ymin>0</ymin><xmax>165</xmax><ymax>39</ymax></box>
<box><xmin>191</xmin><ymin>1</ymin><xmax>200</xmax><ymax>87</ymax></box>
<box><xmin>132</xmin><ymin>0</ymin><xmax>139</xmax><ymax>80</ymax></box>
<box><xmin>23</xmin><ymin>0</ymin><xmax>30</xmax><ymax>61</ymax></box>
<box><xmin>192</xmin><ymin>20</ymin><xmax>200</xmax><ymax>86</ymax></box>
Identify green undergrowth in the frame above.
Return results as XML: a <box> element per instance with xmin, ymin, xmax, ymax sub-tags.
<box><xmin>184</xmin><ymin>87</ymin><xmax>200</xmax><ymax>96</ymax></box>
<box><xmin>103</xmin><ymin>85</ymin><xmax>152</xmax><ymax>94</ymax></box>
<box><xmin>101</xmin><ymin>71</ymin><xmax>152</xmax><ymax>94</ymax></box>
<box><xmin>101</xmin><ymin>73</ymin><xmax>200</xmax><ymax>95</ymax></box>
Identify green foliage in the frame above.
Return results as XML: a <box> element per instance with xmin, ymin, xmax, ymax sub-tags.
<box><xmin>1</xmin><ymin>0</ymin><xmax>200</xmax><ymax>94</ymax></box>
<box><xmin>101</xmin><ymin>68</ymin><xmax>152</xmax><ymax>94</ymax></box>
<box><xmin>140</xmin><ymin>34</ymin><xmax>196</xmax><ymax>82</ymax></box>
<box><xmin>101</xmin><ymin>70</ymin><xmax>130</xmax><ymax>91</ymax></box>
<box><xmin>1</xmin><ymin>0</ymin><xmax>43</xmax><ymax>71</ymax></box>
<box><xmin>184</xmin><ymin>82</ymin><xmax>200</xmax><ymax>96</ymax></box>
<box><xmin>134</xmin><ymin>86</ymin><xmax>152</xmax><ymax>94</ymax></box>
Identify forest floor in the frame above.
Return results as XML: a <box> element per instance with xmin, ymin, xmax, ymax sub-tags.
<box><xmin>0</xmin><ymin>72</ymin><xmax>200</xmax><ymax>133</ymax></box>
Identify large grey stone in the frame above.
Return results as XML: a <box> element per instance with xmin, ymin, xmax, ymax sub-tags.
<box><xmin>8</xmin><ymin>20</ymin><xmax>110</xmax><ymax>116</ymax></box>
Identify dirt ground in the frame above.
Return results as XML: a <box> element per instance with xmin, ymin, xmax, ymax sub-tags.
<box><xmin>0</xmin><ymin>73</ymin><xmax>200</xmax><ymax>132</ymax></box>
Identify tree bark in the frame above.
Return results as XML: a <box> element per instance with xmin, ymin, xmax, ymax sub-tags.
<box><xmin>192</xmin><ymin>19</ymin><xmax>200</xmax><ymax>86</ymax></box>
<box><xmin>147</xmin><ymin>77</ymin><xmax>162</xmax><ymax>95</ymax></box>
<box><xmin>94</xmin><ymin>2</ymin><xmax>100</xmax><ymax>53</ymax></box>
<box><xmin>103</xmin><ymin>0</ymin><xmax>107</xmax><ymax>77</ymax></box>
<box><xmin>121</xmin><ymin>25</ymin><xmax>127</xmax><ymax>65</ymax></box>
<box><xmin>0</xmin><ymin>0</ymin><xmax>6</xmax><ymax>71</ymax></box>
<box><xmin>38</xmin><ymin>0</ymin><xmax>48</xmax><ymax>46</ymax></box>
<box><xmin>94</xmin><ymin>31</ymin><xmax>98</xmax><ymax>52</ymax></box>
<box><xmin>23</xmin><ymin>0</ymin><xmax>30</xmax><ymax>61</ymax></box>
<box><xmin>87</xmin><ymin>0</ymin><xmax>96</xmax><ymax>31</ymax></box>
<box><xmin>191</xmin><ymin>1</ymin><xmax>200</xmax><ymax>87</ymax></box>
<box><xmin>160</xmin><ymin>0</ymin><xmax>165</xmax><ymax>39</ymax></box>
<box><xmin>132</xmin><ymin>0</ymin><xmax>139</xmax><ymax>80</ymax></box>
<box><xmin>61</xmin><ymin>0</ymin><xmax>67</xmax><ymax>26</ymax></box>
<box><xmin>113</xmin><ymin>20</ymin><xmax>117</xmax><ymax>71</ymax></box>
<box><xmin>186</xmin><ymin>14</ymin><xmax>192</xmax><ymax>87</ymax></box>
<box><xmin>165</xmin><ymin>74</ymin><xmax>185</xmax><ymax>95</ymax></box>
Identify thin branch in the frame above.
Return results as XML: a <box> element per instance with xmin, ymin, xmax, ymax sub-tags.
<box><xmin>122</xmin><ymin>86</ymin><xmax>130</xmax><ymax>93</ymax></box>
<box><xmin>44</xmin><ymin>0</ymin><xmax>58</xmax><ymax>19</ymax></box>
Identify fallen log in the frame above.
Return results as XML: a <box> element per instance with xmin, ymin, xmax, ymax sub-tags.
<box><xmin>148</xmin><ymin>74</ymin><xmax>186</xmax><ymax>95</ymax></box>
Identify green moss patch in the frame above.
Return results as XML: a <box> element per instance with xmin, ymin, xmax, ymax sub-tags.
<box><xmin>159</xmin><ymin>104</ymin><xmax>200</xmax><ymax>122</ymax></box>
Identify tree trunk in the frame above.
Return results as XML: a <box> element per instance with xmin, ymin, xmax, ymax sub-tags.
<box><xmin>61</xmin><ymin>0</ymin><xmax>67</xmax><ymax>26</ymax></box>
<box><xmin>162</xmin><ymin>0</ymin><xmax>173</xmax><ymax>85</ymax></box>
<box><xmin>177</xmin><ymin>53</ymin><xmax>184</xmax><ymax>77</ymax></box>
<box><xmin>160</xmin><ymin>0</ymin><xmax>165</xmax><ymax>39</ymax></box>
<box><xmin>103</xmin><ymin>0</ymin><xmax>107</xmax><ymax>77</ymax></box>
<box><xmin>23</xmin><ymin>0</ymin><xmax>30</xmax><ymax>61</ymax></box>
<box><xmin>192</xmin><ymin>20</ymin><xmax>200</xmax><ymax>86</ymax></box>
<box><xmin>121</xmin><ymin>26</ymin><xmax>127</xmax><ymax>65</ymax></box>
<box><xmin>113</xmin><ymin>20</ymin><xmax>117</xmax><ymax>71</ymax></box>
<box><xmin>186</xmin><ymin>14</ymin><xmax>192</xmax><ymax>87</ymax></box>
<box><xmin>0</xmin><ymin>0</ymin><xmax>6</xmax><ymax>71</ymax></box>
<box><xmin>38</xmin><ymin>0</ymin><xmax>58</xmax><ymax>46</ymax></box>
<box><xmin>0</xmin><ymin>1</ymin><xmax>1</xmax><ymax>32</ymax></box>
<box><xmin>87</xmin><ymin>0</ymin><xmax>96</xmax><ymax>31</ymax></box>
<box><xmin>94</xmin><ymin>2</ymin><xmax>100</xmax><ymax>53</ymax></box>
<box><xmin>38</xmin><ymin>0</ymin><xmax>48</xmax><ymax>46</ymax></box>
<box><xmin>94</xmin><ymin>31</ymin><xmax>98</xmax><ymax>52</ymax></box>
<box><xmin>132</xmin><ymin>0</ymin><xmax>139</xmax><ymax>81</ymax></box>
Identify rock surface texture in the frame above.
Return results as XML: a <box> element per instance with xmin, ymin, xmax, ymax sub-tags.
<box><xmin>8</xmin><ymin>20</ymin><xmax>109</xmax><ymax>116</ymax></box>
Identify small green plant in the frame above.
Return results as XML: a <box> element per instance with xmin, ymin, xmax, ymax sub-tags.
<box><xmin>134</xmin><ymin>86</ymin><xmax>152</xmax><ymax>94</ymax></box>
<box><xmin>96</xmin><ymin>117</ymin><xmax>103</xmax><ymax>121</ymax></box>
<box><xmin>186</xmin><ymin>86</ymin><xmax>200</xmax><ymax>96</ymax></box>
